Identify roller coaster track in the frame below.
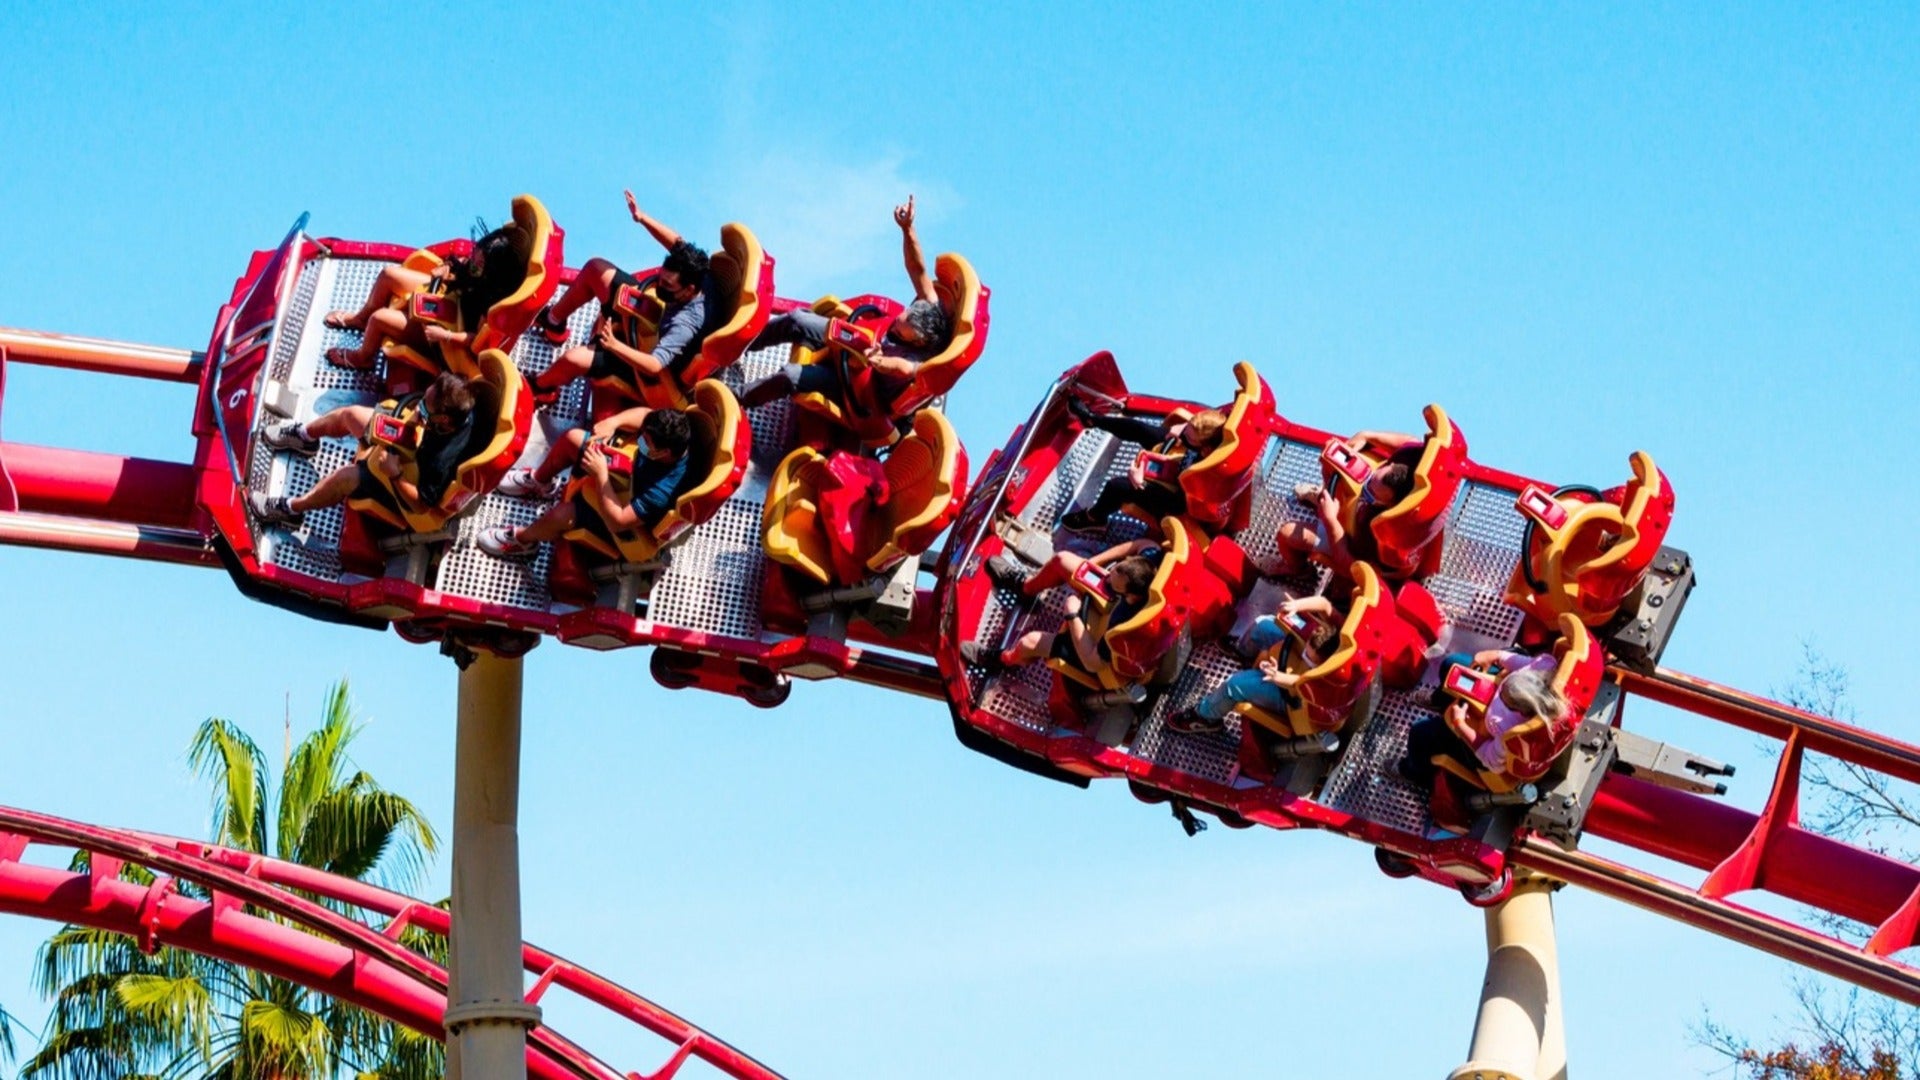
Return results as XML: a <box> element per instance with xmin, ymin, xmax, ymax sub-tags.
<box><xmin>0</xmin><ymin>805</ymin><xmax>783</xmax><ymax>1080</ymax></box>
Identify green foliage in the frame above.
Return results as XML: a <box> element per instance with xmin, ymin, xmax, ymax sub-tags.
<box><xmin>24</xmin><ymin>681</ymin><xmax>446</xmax><ymax>1080</ymax></box>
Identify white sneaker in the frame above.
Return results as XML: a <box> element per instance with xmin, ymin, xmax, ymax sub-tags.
<box><xmin>260</xmin><ymin>421</ymin><xmax>319</xmax><ymax>456</ymax></box>
<box><xmin>477</xmin><ymin>526</ymin><xmax>534</xmax><ymax>558</ymax></box>
<box><xmin>497</xmin><ymin>467</ymin><xmax>560</xmax><ymax>499</ymax></box>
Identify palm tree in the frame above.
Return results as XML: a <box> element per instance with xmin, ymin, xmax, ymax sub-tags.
<box><xmin>24</xmin><ymin>681</ymin><xmax>442</xmax><ymax>1080</ymax></box>
<box><xmin>1</xmin><ymin>1001</ymin><xmax>23</xmax><ymax>1066</ymax></box>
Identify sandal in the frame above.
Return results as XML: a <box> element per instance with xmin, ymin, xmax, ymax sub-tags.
<box><xmin>1164</xmin><ymin>708</ymin><xmax>1224</xmax><ymax>736</ymax></box>
<box><xmin>323</xmin><ymin>310</ymin><xmax>364</xmax><ymax>332</ymax></box>
<box><xmin>324</xmin><ymin>346</ymin><xmax>376</xmax><ymax>371</ymax></box>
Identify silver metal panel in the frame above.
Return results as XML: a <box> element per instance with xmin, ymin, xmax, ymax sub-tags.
<box><xmin>1131</xmin><ymin>642</ymin><xmax>1245</xmax><ymax>784</ymax></box>
<box><xmin>510</xmin><ymin>286</ymin><xmax>599</xmax><ymax>431</ymax></box>
<box><xmin>266</xmin><ymin>255</ymin><xmax>321</xmax><ymax>386</ymax></box>
<box><xmin>1018</xmin><ymin>429</ymin><xmax>1120</xmax><ymax>531</ymax></box>
<box><xmin>257</xmin><ymin>440</ymin><xmax>356</xmax><ymax>583</ymax></box>
<box><xmin>438</xmin><ymin>494</ymin><xmax>555</xmax><ymax>611</ymax></box>
<box><xmin>719</xmin><ymin>342</ymin><xmax>798</xmax><ymax>482</ymax></box>
<box><xmin>1320</xmin><ymin>686</ymin><xmax>1439</xmax><ymax>835</ymax></box>
<box><xmin>648</xmin><ymin>497</ymin><xmax>767</xmax><ymax>639</ymax></box>
<box><xmin>1241</xmin><ymin>436</ymin><xmax>1322</xmax><ymax>566</ymax></box>
<box><xmin>1426</xmin><ymin>481</ymin><xmax>1529</xmax><ymax>653</ymax></box>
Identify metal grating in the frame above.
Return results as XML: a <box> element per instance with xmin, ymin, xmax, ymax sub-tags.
<box><xmin>509</xmin><ymin>285</ymin><xmax>597</xmax><ymax>429</ymax></box>
<box><xmin>307</xmin><ymin>259</ymin><xmax>393</xmax><ymax>392</ymax></box>
<box><xmin>1019</xmin><ymin>429</ymin><xmax>1119</xmax><ymax>531</ymax></box>
<box><xmin>1240</xmin><ymin>437</ymin><xmax>1323</xmax><ymax>566</ymax></box>
<box><xmin>1130</xmin><ymin>642</ymin><xmax>1245</xmax><ymax>783</ymax></box>
<box><xmin>266</xmin><ymin>257</ymin><xmax>321</xmax><ymax>385</ymax></box>
<box><xmin>719</xmin><ymin>343</ymin><xmax>797</xmax><ymax>477</ymax></box>
<box><xmin>1425</xmin><ymin>482</ymin><xmax>1530</xmax><ymax>651</ymax></box>
<box><xmin>1319</xmin><ymin>686</ymin><xmax>1439</xmax><ymax>835</ymax></box>
<box><xmin>438</xmin><ymin>494</ymin><xmax>554</xmax><ymax>611</ymax></box>
<box><xmin>648</xmin><ymin>497</ymin><xmax>767</xmax><ymax>639</ymax></box>
<box><xmin>258</xmin><ymin>440</ymin><xmax>356</xmax><ymax>582</ymax></box>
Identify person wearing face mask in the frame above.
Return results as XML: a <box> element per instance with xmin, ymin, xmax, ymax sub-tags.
<box><xmin>736</xmin><ymin>195</ymin><xmax>955</xmax><ymax>413</ymax></box>
<box><xmin>250</xmin><ymin>372</ymin><xmax>480</xmax><ymax>526</ymax></box>
<box><xmin>525</xmin><ymin>190</ymin><xmax>721</xmax><ymax>404</ymax></box>
<box><xmin>1273</xmin><ymin>429</ymin><xmax>1425</xmax><ymax>579</ymax></box>
<box><xmin>475</xmin><ymin>406</ymin><xmax>694</xmax><ymax>559</ymax></box>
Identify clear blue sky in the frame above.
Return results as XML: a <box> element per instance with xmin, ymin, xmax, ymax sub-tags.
<box><xmin>3</xmin><ymin>3</ymin><xmax>1918</xmax><ymax>1076</ymax></box>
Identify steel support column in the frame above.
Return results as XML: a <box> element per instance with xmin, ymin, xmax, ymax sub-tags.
<box><xmin>447</xmin><ymin>650</ymin><xmax>541</xmax><ymax>1080</ymax></box>
<box><xmin>1450</xmin><ymin>873</ymin><xmax>1566</xmax><ymax>1080</ymax></box>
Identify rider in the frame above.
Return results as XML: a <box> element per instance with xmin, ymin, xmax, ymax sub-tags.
<box><xmin>1397</xmin><ymin>649</ymin><xmax>1567</xmax><ymax>790</ymax></box>
<box><xmin>960</xmin><ymin>539</ymin><xmax>1165</xmax><ymax>675</ymax></box>
<box><xmin>1275</xmin><ymin>430</ymin><xmax>1424</xmax><ymax>578</ymax></box>
<box><xmin>737</xmin><ymin>195</ymin><xmax>952</xmax><ymax>411</ymax></box>
<box><xmin>323</xmin><ymin>223</ymin><xmax>527</xmax><ymax>371</ymax></box>
<box><xmin>524</xmin><ymin>190</ymin><xmax>721</xmax><ymax>403</ymax></box>
<box><xmin>1163</xmin><ymin>594</ymin><xmax>1341</xmax><ymax>735</ymax></box>
<box><xmin>249</xmin><ymin>372</ymin><xmax>479</xmax><ymax>526</ymax></box>
<box><xmin>475</xmin><ymin>407</ymin><xmax>695</xmax><ymax>558</ymax></box>
<box><xmin>1058</xmin><ymin>403</ymin><xmax>1228</xmax><ymax>534</ymax></box>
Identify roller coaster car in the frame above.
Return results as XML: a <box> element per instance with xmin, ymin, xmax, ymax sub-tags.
<box><xmin>339</xmin><ymin>348</ymin><xmax>534</xmax><ymax>570</ymax></box>
<box><xmin>383</xmin><ymin>195</ymin><xmax>564</xmax><ymax>380</ymax></box>
<box><xmin>1504</xmin><ymin>451</ymin><xmax>1676</xmax><ymax>629</ymax></box>
<box><xmin>590</xmin><ymin>223</ymin><xmax>774</xmax><ymax>414</ymax></box>
<box><xmin>1177</xmin><ymin>361</ymin><xmax>1277</xmax><ymax>534</ymax></box>
<box><xmin>1322</xmin><ymin>405</ymin><xmax>1469</xmax><ymax>580</ymax></box>
<box><xmin>761</xmin><ymin>409</ymin><xmax>969</xmax><ymax>632</ymax></box>
<box><xmin>1428</xmin><ymin>613</ymin><xmax>1608</xmax><ymax>801</ymax></box>
<box><xmin>546</xmin><ymin>381</ymin><xmax>752</xmax><ymax>607</ymax></box>
<box><xmin>790</xmin><ymin>254</ymin><xmax>989</xmax><ymax>448</ymax></box>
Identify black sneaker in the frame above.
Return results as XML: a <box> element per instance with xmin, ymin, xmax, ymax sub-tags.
<box><xmin>984</xmin><ymin>553</ymin><xmax>1033</xmax><ymax>589</ymax></box>
<box><xmin>248</xmin><ymin>491</ymin><xmax>304</xmax><ymax>529</ymax></box>
<box><xmin>260</xmin><ymin>421</ymin><xmax>319</xmax><ymax>456</ymax></box>
<box><xmin>1059</xmin><ymin>508</ymin><xmax>1105</xmax><ymax>534</ymax></box>
<box><xmin>532</xmin><ymin>306</ymin><xmax>571</xmax><ymax>345</ymax></box>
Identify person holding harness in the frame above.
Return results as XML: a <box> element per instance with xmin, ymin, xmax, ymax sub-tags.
<box><xmin>1058</xmin><ymin>400</ymin><xmax>1227</xmax><ymax>534</ymax></box>
<box><xmin>475</xmin><ymin>406</ymin><xmax>695</xmax><ymax>559</ymax></box>
<box><xmin>322</xmin><ymin>224</ymin><xmax>526</xmax><ymax>372</ymax></box>
<box><xmin>249</xmin><ymin>372</ymin><xmax>479</xmax><ymax>526</ymax></box>
<box><xmin>525</xmin><ymin>190</ymin><xmax>720</xmax><ymax>405</ymax></box>
<box><xmin>737</xmin><ymin>195</ymin><xmax>952</xmax><ymax>413</ymax></box>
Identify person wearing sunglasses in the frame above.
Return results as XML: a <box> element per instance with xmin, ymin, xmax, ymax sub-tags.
<box><xmin>476</xmin><ymin>406</ymin><xmax>695</xmax><ymax>559</ymax></box>
<box><xmin>249</xmin><ymin>372</ymin><xmax>478</xmax><ymax>527</ymax></box>
<box><xmin>525</xmin><ymin>190</ymin><xmax>720</xmax><ymax>403</ymax></box>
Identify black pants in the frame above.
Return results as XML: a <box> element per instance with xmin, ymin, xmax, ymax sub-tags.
<box><xmin>1399</xmin><ymin>716</ymin><xmax>1483</xmax><ymax>789</ymax></box>
<box><xmin>1084</xmin><ymin>476</ymin><xmax>1186</xmax><ymax>525</ymax></box>
<box><xmin>1080</xmin><ymin>410</ymin><xmax>1167</xmax><ymax>448</ymax></box>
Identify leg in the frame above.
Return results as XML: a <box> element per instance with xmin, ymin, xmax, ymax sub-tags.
<box><xmin>1022</xmin><ymin>550</ymin><xmax>1085</xmax><ymax>597</ymax></box>
<box><xmin>747</xmin><ymin>310</ymin><xmax>830</xmax><ymax>352</ymax></box>
<box><xmin>1077</xmin><ymin>410</ymin><xmax>1167</xmax><ymax>447</ymax></box>
<box><xmin>327</xmin><ymin>264</ymin><xmax>430</xmax><ymax>329</ymax></box>
<box><xmin>304</xmin><ymin>404</ymin><xmax>376</xmax><ymax>441</ymax></box>
<box><xmin>329</xmin><ymin>306</ymin><xmax>412</xmax><ymax>368</ymax></box>
<box><xmin>1196</xmin><ymin>669</ymin><xmax>1293</xmax><ymax>722</ymax></box>
<box><xmin>1398</xmin><ymin>716</ymin><xmax>1480</xmax><ymax>790</ymax></box>
<box><xmin>1003</xmin><ymin>629</ymin><xmax>1056</xmax><ymax>667</ymax></box>
<box><xmin>547</xmin><ymin>258</ymin><xmax>620</xmax><ymax>323</ymax></box>
<box><xmin>532</xmin><ymin>429</ymin><xmax>586</xmax><ymax>485</ymax></box>
<box><xmin>288</xmin><ymin>462</ymin><xmax>363</xmax><ymax>514</ymax></box>
<box><xmin>740</xmin><ymin>359</ymin><xmax>842</xmax><ymax>409</ymax></box>
<box><xmin>531</xmin><ymin>345</ymin><xmax>595</xmax><ymax>396</ymax></box>
<box><xmin>1274</xmin><ymin>520</ymin><xmax>1327</xmax><ymax>574</ymax></box>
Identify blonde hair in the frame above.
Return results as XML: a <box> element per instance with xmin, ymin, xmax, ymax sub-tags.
<box><xmin>1186</xmin><ymin>409</ymin><xmax>1228</xmax><ymax>453</ymax></box>
<box><xmin>1500</xmin><ymin>668</ymin><xmax>1568</xmax><ymax>722</ymax></box>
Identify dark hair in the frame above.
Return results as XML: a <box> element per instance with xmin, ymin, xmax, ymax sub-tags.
<box><xmin>426</xmin><ymin>371</ymin><xmax>476</xmax><ymax>419</ymax></box>
<box><xmin>447</xmin><ymin>223</ymin><xmax>529</xmax><ymax>323</ymax></box>
<box><xmin>661</xmin><ymin>240</ymin><xmax>710</xmax><ymax>287</ymax></box>
<box><xmin>902</xmin><ymin>298</ymin><xmax>952</xmax><ymax>350</ymax></box>
<box><xmin>1107</xmin><ymin>555</ymin><xmax>1158</xmax><ymax>601</ymax></box>
<box><xmin>642</xmin><ymin>407</ymin><xmax>693</xmax><ymax>455</ymax></box>
<box><xmin>1375</xmin><ymin>462</ymin><xmax>1415</xmax><ymax>502</ymax></box>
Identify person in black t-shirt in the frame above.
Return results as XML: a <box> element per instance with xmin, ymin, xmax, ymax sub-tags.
<box><xmin>250</xmin><ymin>372</ymin><xmax>479</xmax><ymax>527</ymax></box>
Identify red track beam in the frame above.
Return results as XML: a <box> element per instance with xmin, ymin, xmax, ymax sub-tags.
<box><xmin>1</xmin><ymin>443</ymin><xmax>199</xmax><ymax>529</ymax></box>
<box><xmin>0</xmin><ymin>510</ymin><xmax>214</xmax><ymax>567</ymax></box>
<box><xmin>0</xmin><ymin>327</ymin><xmax>203</xmax><ymax>383</ymax></box>
<box><xmin>1622</xmin><ymin>666</ymin><xmax>1920</xmax><ymax>787</ymax></box>
<box><xmin>1512</xmin><ymin>839</ymin><xmax>1920</xmax><ymax>1006</ymax></box>
<box><xmin>1583</xmin><ymin>774</ymin><xmax>1920</xmax><ymax>929</ymax></box>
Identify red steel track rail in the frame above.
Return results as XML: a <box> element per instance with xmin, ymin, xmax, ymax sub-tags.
<box><xmin>0</xmin><ymin>806</ymin><xmax>784</xmax><ymax>1080</ymax></box>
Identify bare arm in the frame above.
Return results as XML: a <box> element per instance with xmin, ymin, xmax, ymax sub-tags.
<box><xmin>583</xmin><ymin>443</ymin><xmax>640</xmax><ymax>530</ymax></box>
<box><xmin>894</xmin><ymin>196</ymin><xmax>937</xmax><ymax>303</ymax></box>
<box><xmin>1091</xmin><ymin>537</ymin><xmax>1157</xmax><ymax>566</ymax></box>
<box><xmin>596</xmin><ymin>322</ymin><xmax>667</xmax><ymax>378</ymax></box>
<box><xmin>626</xmin><ymin>190</ymin><xmax>684</xmax><ymax>252</ymax></box>
<box><xmin>1350</xmin><ymin>429</ymin><xmax>1421</xmax><ymax>452</ymax></box>
<box><xmin>591</xmin><ymin>404</ymin><xmax>654</xmax><ymax>440</ymax></box>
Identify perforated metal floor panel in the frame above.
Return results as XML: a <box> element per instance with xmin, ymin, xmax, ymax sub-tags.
<box><xmin>649</xmin><ymin>498</ymin><xmax>768</xmax><ymax>639</ymax></box>
<box><xmin>439</xmin><ymin>494</ymin><xmax>555</xmax><ymax>611</ymax></box>
<box><xmin>1130</xmin><ymin>642</ymin><xmax>1246</xmax><ymax>784</ymax></box>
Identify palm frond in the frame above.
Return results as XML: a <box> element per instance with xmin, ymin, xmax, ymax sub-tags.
<box><xmin>237</xmin><ymin>998</ymin><xmax>333</xmax><ymax>1078</ymax></box>
<box><xmin>276</xmin><ymin>680</ymin><xmax>362</xmax><ymax>862</ymax></box>
<box><xmin>187</xmin><ymin>719</ymin><xmax>270</xmax><ymax>853</ymax></box>
<box><xmin>114</xmin><ymin>974</ymin><xmax>214</xmax><ymax>1060</ymax></box>
<box><xmin>293</xmin><ymin>779</ymin><xmax>439</xmax><ymax>892</ymax></box>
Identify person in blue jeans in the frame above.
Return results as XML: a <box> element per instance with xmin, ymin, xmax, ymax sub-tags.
<box><xmin>1165</xmin><ymin>594</ymin><xmax>1341</xmax><ymax>735</ymax></box>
